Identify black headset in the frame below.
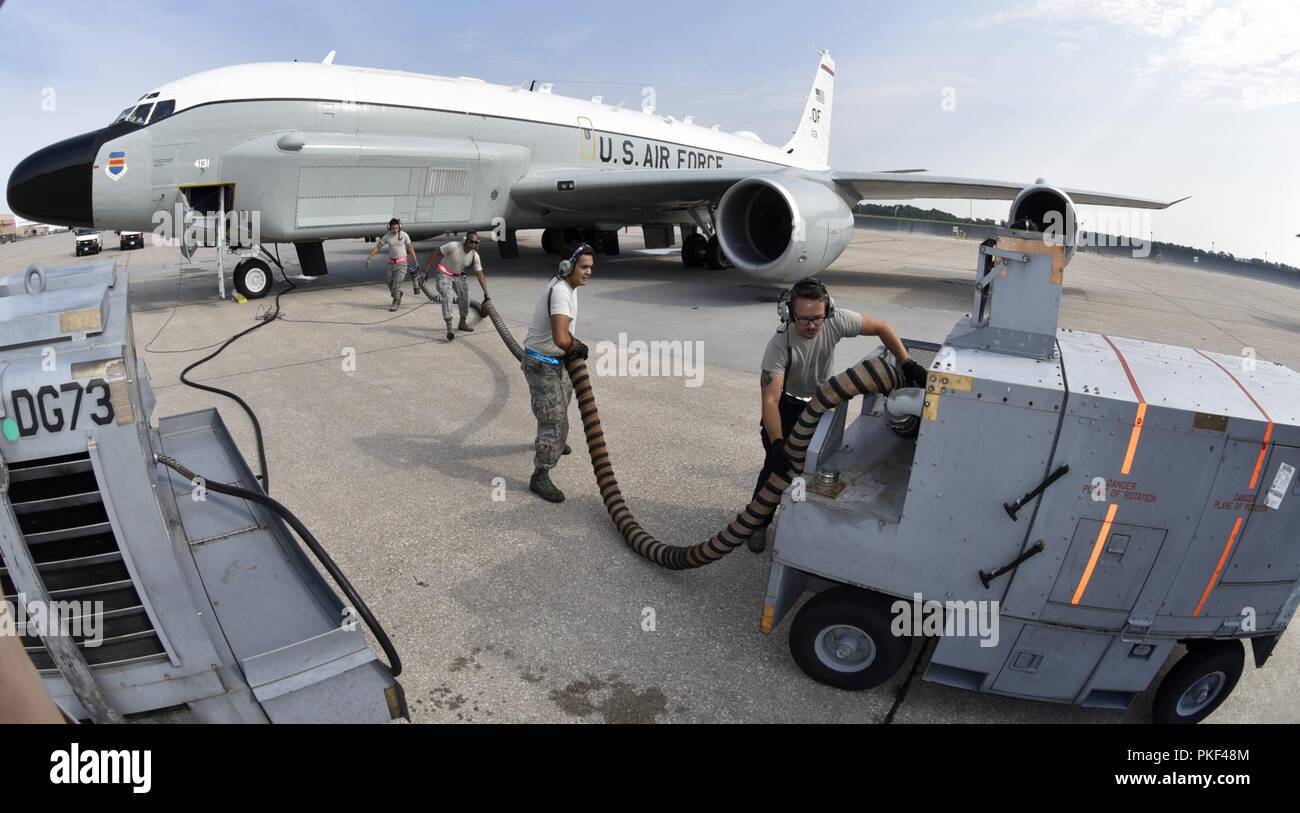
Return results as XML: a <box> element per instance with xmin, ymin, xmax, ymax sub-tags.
<box><xmin>558</xmin><ymin>243</ymin><xmax>594</xmax><ymax>277</ymax></box>
<box><xmin>777</xmin><ymin>276</ymin><xmax>835</xmax><ymax>324</ymax></box>
<box><xmin>549</xmin><ymin>242</ymin><xmax>594</xmax><ymax>317</ymax></box>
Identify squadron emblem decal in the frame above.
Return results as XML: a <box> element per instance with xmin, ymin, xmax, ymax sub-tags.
<box><xmin>106</xmin><ymin>150</ymin><xmax>127</xmax><ymax>180</ymax></box>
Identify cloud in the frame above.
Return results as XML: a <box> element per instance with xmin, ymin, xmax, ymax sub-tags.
<box><xmin>1004</xmin><ymin>0</ymin><xmax>1300</xmax><ymax>110</ymax></box>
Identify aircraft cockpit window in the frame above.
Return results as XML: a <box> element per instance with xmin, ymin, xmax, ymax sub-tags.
<box><xmin>113</xmin><ymin>106</ymin><xmax>135</xmax><ymax>124</ymax></box>
<box><xmin>146</xmin><ymin>92</ymin><xmax>159</xmax><ymax>99</ymax></box>
<box><xmin>150</xmin><ymin>99</ymin><xmax>175</xmax><ymax>123</ymax></box>
<box><xmin>126</xmin><ymin>103</ymin><xmax>154</xmax><ymax>125</ymax></box>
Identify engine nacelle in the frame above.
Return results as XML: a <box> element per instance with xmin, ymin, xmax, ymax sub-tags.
<box><xmin>715</xmin><ymin>174</ymin><xmax>855</xmax><ymax>282</ymax></box>
<box><xmin>1008</xmin><ymin>183</ymin><xmax>1078</xmax><ymax>266</ymax></box>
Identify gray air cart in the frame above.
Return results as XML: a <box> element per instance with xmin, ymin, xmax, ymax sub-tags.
<box><xmin>0</xmin><ymin>261</ymin><xmax>405</xmax><ymax>723</ymax></box>
<box><xmin>762</xmin><ymin>185</ymin><xmax>1300</xmax><ymax>723</ymax></box>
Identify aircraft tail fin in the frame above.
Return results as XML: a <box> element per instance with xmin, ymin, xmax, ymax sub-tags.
<box><xmin>782</xmin><ymin>50</ymin><xmax>834</xmax><ymax>167</ymax></box>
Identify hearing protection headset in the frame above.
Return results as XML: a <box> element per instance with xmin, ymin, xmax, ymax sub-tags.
<box><xmin>558</xmin><ymin>243</ymin><xmax>594</xmax><ymax>277</ymax></box>
<box><xmin>548</xmin><ymin>243</ymin><xmax>595</xmax><ymax>327</ymax></box>
<box><xmin>777</xmin><ymin>277</ymin><xmax>835</xmax><ymax>324</ymax></box>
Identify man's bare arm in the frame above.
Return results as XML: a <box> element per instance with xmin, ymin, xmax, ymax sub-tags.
<box><xmin>761</xmin><ymin>369</ymin><xmax>785</xmax><ymax>443</ymax></box>
<box><xmin>0</xmin><ymin>605</ymin><xmax>64</xmax><ymax>723</ymax></box>
<box><xmin>860</xmin><ymin>314</ymin><xmax>910</xmax><ymax>363</ymax></box>
<box><xmin>550</xmin><ymin>313</ymin><xmax>577</xmax><ymax>352</ymax></box>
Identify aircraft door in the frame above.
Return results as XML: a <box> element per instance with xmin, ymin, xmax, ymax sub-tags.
<box><xmin>578</xmin><ymin>117</ymin><xmax>596</xmax><ymax>160</ymax></box>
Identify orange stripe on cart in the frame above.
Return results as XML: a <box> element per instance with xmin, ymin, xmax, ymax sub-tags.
<box><xmin>1248</xmin><ymin>423</ymin><xmax>1274</xmax><ymax>490</ymax></box>
<box><xmin>1102</xmin><ymin>336</ymin><xmax>1146</xmax><ymax>476</ymax></box>
<box><xmin>1121</xmin><ymin>403</ymin><xmax>1147</xmax><ymax>476</ymax></box>
<box><xmin>1071</xmin><ymin>503</ymin><xmax>1119</xmax><ymax>606</ymax></box>
<box><xmin>1193</xmin><ymin>516</ymin><xmax>1244</xmax><ymax>618</ymax></box>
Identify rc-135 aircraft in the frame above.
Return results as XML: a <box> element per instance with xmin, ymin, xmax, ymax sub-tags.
<box><xmin>7</xmin><ymin>50</ymin><xmax>1179</xmax><ymax>299</ymax></box>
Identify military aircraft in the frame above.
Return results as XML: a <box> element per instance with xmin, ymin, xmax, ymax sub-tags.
<box><xmin>6</xmin><ymin>50</ymin><xmax>1180</xmax><ymax>298</ymax></box>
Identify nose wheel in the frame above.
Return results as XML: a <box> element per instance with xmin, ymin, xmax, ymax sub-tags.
<box><xmin>233</xmin><ymin>258</ymin><xmax>273</xmax><ymax>299</ymax></box>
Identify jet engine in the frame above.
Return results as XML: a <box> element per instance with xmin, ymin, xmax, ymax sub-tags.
<box><xmin>715</xmin><ymin>174</ymin><xmax>855</xmax><ymax>282</ymax></box>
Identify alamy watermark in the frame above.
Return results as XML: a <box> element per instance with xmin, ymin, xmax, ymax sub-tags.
<box><xmin>0</xmin><ymin>593</ymin><xmax>104</xmax><ymax>646</ymax></box>
<box><xmin>150</xmin><ymin>204</ymin><xmax>261</xmax><ymax>249</ymax></box>
<box><xmin>590</xmin><ymin>332</ymin><xmax>704</xmax><ymax>388</ymax></box>
<box><xmin>891</xmin><ymin>593</ymin><xmax>1000</xmax><ymax>648</ymax></box>
<box><xmin>1044</xmin><ymin>208</ymin><xmax>1153</xmax><ymax>259</ymax></box>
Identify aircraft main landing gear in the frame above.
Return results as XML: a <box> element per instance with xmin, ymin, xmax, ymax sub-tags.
<box><xmin>541</xmin><ymin>228</ymin><xmax>565</xmax><ymax>255</ymax></box>
<box><xmin>681</xmin><ymin>233</ymin><xmax>708</xmax><ymax>268</ymax></box>
<box><xmin>705</xmin><ymin>235</ymin><xmax>731</xmax><ymax>270</ymax></box>
<box><xmin>681</xmin><ymin>210</ymin><xmax>730</xmax><ymax>270</ymax></box>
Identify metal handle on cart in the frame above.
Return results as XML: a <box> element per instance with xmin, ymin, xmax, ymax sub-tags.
<box><xmin>1004</xmin><ymin>463</ymin><xmax>1070</xmax><ymax>520</ymax></box>
<box><xmin>979</xmin><ymin>540</ymin><xmax>1046</xmax><ymax>589</ymax></box>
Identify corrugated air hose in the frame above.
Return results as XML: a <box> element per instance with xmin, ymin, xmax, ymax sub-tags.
<box><xmin>468</xmin><ymin>299</ymin><xmax>903</xmax><ymax>570</ymax></box>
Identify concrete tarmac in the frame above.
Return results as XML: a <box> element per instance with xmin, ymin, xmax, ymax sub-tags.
<box><xmin>2</xmin><ymin>226</ymin><xmax>1296</xmax><ymax>723</ymax></box>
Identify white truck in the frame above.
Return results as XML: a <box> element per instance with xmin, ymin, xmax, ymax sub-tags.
<box><xmin>73</xmin><ymin>227</ymin><xmax>101</xmax><ymax>256</ymax></box>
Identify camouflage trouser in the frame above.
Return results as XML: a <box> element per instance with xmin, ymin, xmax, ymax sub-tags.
<box><xmin>435</xmin><ymin>274</ymin><xmax>469</xmax><ymax>322</ymax></box>
<box><xmin>522</xmin><ymin>354</ymin><xmax>572</xmax><ymax>471</ymax></box>
<box><xmin>385</xmin><ymin>261</ymin><xmax>408</xmax><ymax>300</ymax></box>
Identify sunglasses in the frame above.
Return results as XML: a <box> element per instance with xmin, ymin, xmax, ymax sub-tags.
<box><xmin>794</xmin><ymin>315</ymin><xmax>826</xmax><ymax>326</ymax></box>
<box><xmin>466</xmin><ymin>239</ymin><xmax>479</xmax><ymax>246</ymax></box>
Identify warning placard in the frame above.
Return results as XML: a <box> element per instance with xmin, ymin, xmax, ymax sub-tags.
<box><xmin>1266</xmin><ymin>462</ymin><xmax>1295</xmax><ymax>511</ymax></box>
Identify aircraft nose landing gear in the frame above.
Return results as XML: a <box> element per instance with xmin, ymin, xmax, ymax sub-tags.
<box><xmin>233</xmin><ymin>257</ymin><xmax>273</xmax><ymax>299</ymax></box>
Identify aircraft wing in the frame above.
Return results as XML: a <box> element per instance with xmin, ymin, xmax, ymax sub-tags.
<box><xmin>509</xmin><ymin>167</ymin><xmax>1186</xmax><ymax>216</ymax></box>
<box><xmin>830</xmin><ymin>171</ymin><xmax>1187</xmax><ymax>209</ymax></box>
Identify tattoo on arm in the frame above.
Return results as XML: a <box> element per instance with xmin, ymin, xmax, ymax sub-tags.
<box><xmin>761</xmin><ymin>370</ymin><xmax>773</xmax><ymax>389</ymax></box>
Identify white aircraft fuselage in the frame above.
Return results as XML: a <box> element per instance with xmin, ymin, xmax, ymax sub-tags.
<box><xmin>7</xmin><ymin>53</ymin><xmax>1177</xmax><ymax>291</ymax></box>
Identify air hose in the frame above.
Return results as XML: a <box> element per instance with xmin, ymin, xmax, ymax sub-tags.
<box><xmin>468</xmin><ymin>299</ymin><xmax>903</xmax><ymax>571</ymax></box>
<box><xmin>154</xmin><ymin>454</ymin><xmax>402</xmax><ymax>677</ymax></box>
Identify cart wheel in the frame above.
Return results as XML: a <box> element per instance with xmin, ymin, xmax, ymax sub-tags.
<box><xmin>1152</xmin><ymin>640</ymin><xmax>1244</xmax><ymax>724</ymax></box>
<box><xmin>789</xmin><ymin>586</ymin><xmax>910</xmax><ymax>691</ymax></box>
<box><xmin>234</xmin><ymin>258</ymin><xmax>273</xmax><ymax>299</ymax></box>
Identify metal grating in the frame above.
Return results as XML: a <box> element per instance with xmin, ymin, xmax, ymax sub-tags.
<box><xmin>901</xmin><ymin>338</ymin><xmax>942</xmax><ymax>370</ymax></box>
<box><xmin>424</xmin><ymin>168</ymin><xmax>469</xmax><ymax>196</ymax></box>
<box><xmin>1</xmin><ymin>451</ymin><xmax>167</xmax><ymax>672</ymax></box>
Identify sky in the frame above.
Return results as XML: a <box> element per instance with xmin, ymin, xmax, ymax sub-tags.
<box><xmin>1</xmin><ymin>0</ymin><xmax>1297</xmax><ymax>266</ymax></box>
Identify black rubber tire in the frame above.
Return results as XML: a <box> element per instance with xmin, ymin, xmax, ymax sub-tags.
<box><xmin>541</xmin><ymin>228</ymin><xmax>565</xmax><ymax>254</ymax></box>
<box><xmin>682</xmin><ymin>233</ymin><xmax>708</xmax><ymax>268</ymax></box>
<box><xmin>789</xmin><ymin>586</ymin><xmax>911</xmax><ymax>691</ymax></box>
<box><xmin>233</xmin><ymin>258</ymin><xmax>273</xmax><ymax>299</ymax></box>
<box><xmin>1152</xmin><ymin>640</ymin><xmax>1244</xmax><ymax>724</ymax></box>
<box><xmin>705</xmin><ymin>235</ymin><xmax>730</xmax><ymax>270</ymax></box>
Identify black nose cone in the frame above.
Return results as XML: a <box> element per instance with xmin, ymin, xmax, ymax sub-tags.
<box><xmin>7</xmin><ymin>130</ymin><xmax>98</xmax><ymax>228</ymax></box>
